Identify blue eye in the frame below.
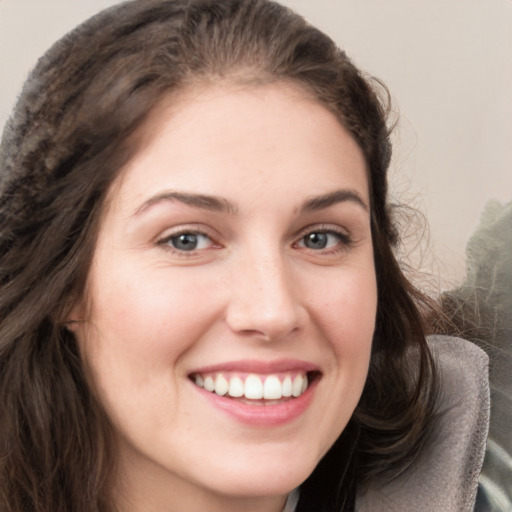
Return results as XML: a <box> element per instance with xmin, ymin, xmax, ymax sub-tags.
<box><xmin>299</xmin><ymin>231</ymin><xmax>348</xmax><ymax>251</ymax></box>
<box><xmin>303</xmin><ymin>232</ymin><xmax>329</xmax><ymax>249</ymax></box>
<box><xmin>165</xmin><ymin>232</ymin><xmax>213</xmax><ymax>251</ymax></box>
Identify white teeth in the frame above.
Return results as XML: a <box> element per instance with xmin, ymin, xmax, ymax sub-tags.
<box><xmin>204</xmin><ymin>376</ymin><xmax>215</xmax><ymax>392</ymax></box>
<box><xmin>282</xmin><ymin>375</ymin><xmax>292</xmax><ymax>397</ymax></box>
<box><xmin>263</xmin><ymin>375</ymin><xmax>282</xmax><ymax>399</ymax></box>
<box><xmin>228</xmin><ymin>376</ymin><xmax>244</xmax><ymax>398</ymax></box>
<box><xmin>214</xmin><ymin>374</ymin><xmax>229</xmax><ymax>396</ymax></box>
<box><xmin>292</xmin><ymin>375</ymin><xmax>304</xmax><ymax>397</ymax></box>
<box><xmin>193</xmin><ymin>372</ymin><xmax>310</xmax><ymax>401</ymax></box>
<box><xmin>245</xmin><ymin>374</ymin><xmax>264</xmax><ymax>399</ymax></box>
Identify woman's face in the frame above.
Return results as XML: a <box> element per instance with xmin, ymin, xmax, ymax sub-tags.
<box><xmin>73</xmin><ymin>82</ymin><xmax>377</xmax><ymax>511</ymax></box>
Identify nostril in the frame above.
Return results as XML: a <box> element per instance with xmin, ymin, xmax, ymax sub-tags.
<box><xmin>225</xmin><ymin>300</ymin><xmax>306</xmax><ymax>342</ymax></box>
<box><xmin>225</xmin><ymin>263</ymin><xmax>305</xmax><ymax>339</ymax></box>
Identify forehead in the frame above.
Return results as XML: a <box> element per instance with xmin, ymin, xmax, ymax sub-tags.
<box><xmin>109</xmin><ymin>81</ymin><xmax>369</xmax><ymax>214</ymax></box>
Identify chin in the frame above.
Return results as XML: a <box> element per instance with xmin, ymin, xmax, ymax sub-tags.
<box><xmin>198</xmin><ymin>448</ymin><xmax>319</xmax><ymax>498</ymax></box>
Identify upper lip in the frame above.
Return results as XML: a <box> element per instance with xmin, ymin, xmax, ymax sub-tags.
<box><xmin>188</xmin><ymin>359</ymin><xmax>320</xmax><ymax>375</ymax></box>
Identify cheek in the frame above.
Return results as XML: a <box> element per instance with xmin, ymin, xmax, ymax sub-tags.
<box><xmin>312</xmin><ymin>263</ymin><xmax>377</xmax><ymax>402</ymax></box>
<box><xmin>309</xmin><ymin>264</ymin><xmax>377</xmax><ymax>348</ymax></box>
<box><xmin>79</xmin><ymin>262</ymin><xmax>224</xmax><ymax>388</ymax></box>
<box><xmin>298</xmin><ymin>264</ymin><xmax>376</xmax><ymax>455</ymax></box>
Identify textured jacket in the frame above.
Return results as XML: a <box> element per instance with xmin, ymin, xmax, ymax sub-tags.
<box><xmin>356</xmin><ymin>336</ymin><xmax>489</xmax><ymax>512</ymax></box>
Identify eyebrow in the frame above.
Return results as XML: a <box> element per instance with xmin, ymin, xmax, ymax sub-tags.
<box><xmin>301</xmin><ymin>189</ymin><xmax>368</xmax><ymax>212</ymax></box>
<box><xmin>133</xmin><ymin>191</ymin><xmax>239</xmax><ymax>216</ymax></box>
<box><xmin>132</xmin><ymin>188</ymin><xmax>368</xmax><ymax>218</ymax></box>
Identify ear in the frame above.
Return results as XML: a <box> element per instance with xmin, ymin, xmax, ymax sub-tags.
<box><xmin>60</xmin><ymin>300</ymin><xmax>85</xmax><ymax>333</ymax></box>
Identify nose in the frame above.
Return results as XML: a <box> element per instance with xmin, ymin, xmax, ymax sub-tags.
<box><xmin>225</xmin><ymin>250</ymin><xmax>306</xmax><ymax>342</ymax></box>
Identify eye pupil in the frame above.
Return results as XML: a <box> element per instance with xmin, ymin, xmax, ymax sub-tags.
<box><xmin>172</xmin><ymin>233</ymin><xmax>198</xmax><ymax>251</ymax></box>
<box><xmin>304</xmin><ymin>232</ymin><xmax>328</xmax><ymax>249</ymax></box>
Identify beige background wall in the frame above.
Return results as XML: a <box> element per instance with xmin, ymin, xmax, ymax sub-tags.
<box><xmin>1</xmin><ymin>0</ymin><xmax>511</xmax><ymax>291</ymax></box>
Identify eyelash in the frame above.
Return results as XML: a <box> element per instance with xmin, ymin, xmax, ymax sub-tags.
<box><xmin>156</xmin><ymin>228</ymin><xmax>218</xmax><ymax>257</ymax></box>
<box><xmin>156</xmin><ymin>225</ymin><xmax>353</xmax><ymax>257</ymax></box>
<box><xmin>294</xmin><ymin>225</ymin><xmax>353</xmax><ymax>255</ymax></box>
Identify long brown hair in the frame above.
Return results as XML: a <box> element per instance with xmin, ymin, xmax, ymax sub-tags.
<box><xmin>0</xmin><ymin>1</ymin><xmax>438</xmax><ymax>511</ymax></box>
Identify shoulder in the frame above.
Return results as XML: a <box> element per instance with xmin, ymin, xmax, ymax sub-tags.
<box><xmin>428</xmin><ymin>334</ymin><xmax>489</xmax><ymax>378</ymax></box>
<box><xmin>356</xmin><ymin>335</ymin><xmax>490</xmax><ymax>512</ymax></box>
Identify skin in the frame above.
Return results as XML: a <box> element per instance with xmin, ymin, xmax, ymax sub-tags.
<box><xmin>72</xmin><ymin>81</ymin><xmax>377</xmax><ymax>512</ymax></box>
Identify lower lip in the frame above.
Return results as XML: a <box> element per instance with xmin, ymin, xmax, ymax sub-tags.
<box><xmin>192</xmin><ymin>378</ymin><xmax>318</xmax><ymax>427</ymax></box>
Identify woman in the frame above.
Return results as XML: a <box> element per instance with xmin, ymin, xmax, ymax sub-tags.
<box><xmin>0</xmin><ymin>1</ymin><xmax>488</xmax><ymax>511</ymax></box>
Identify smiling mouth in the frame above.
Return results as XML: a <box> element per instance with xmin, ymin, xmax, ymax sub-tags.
<box><xmin>189</xmin><ymin>371</ymin><xmax>321</xmax><ymax>402</ymax></box>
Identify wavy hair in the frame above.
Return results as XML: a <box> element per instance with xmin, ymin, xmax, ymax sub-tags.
<box><xmin>0</xmin><ymin>1</ymin><xmax>438</xmax><ymax>511</ymax></box>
